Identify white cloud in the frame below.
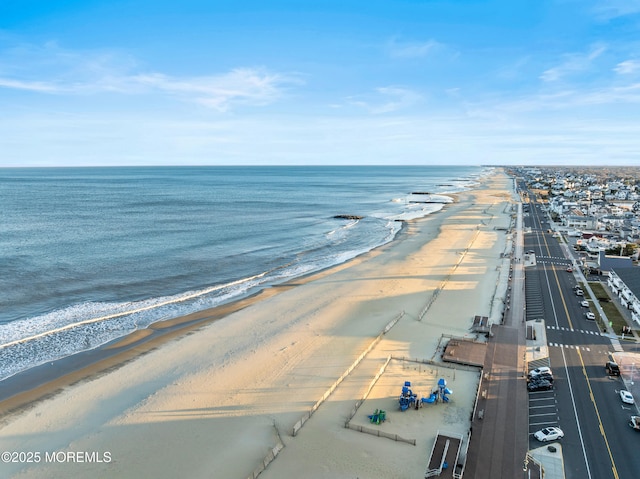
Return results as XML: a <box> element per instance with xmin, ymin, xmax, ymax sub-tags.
<box><xmin>540</xmin><ymin>44</ymin><xmax>607</xmax><ymax>82</ymax></box>
<box><xmin>133</xmin><ymin>68</ymin><xmax>295</xmax><ymax>111</ymax></box>
<box><xmin>0</xmin><ymin>42</ymin><xmax>298</xmax><ymax>111</ymax></box>
<box><xmin>579</xmin><ymin>82</ymin><xmax>640</xmax><ymax>104</ymax></box>
<box><xmin>0</xmin><ymin>78</ymin><xmax>61</xmax><ymax>92</ymax></box>
<box><xmin>591</xmin><ymin>0</ymin><xmax>640</xmax><ymax>20</ymax></box>
<box><xmin>472</xmin><ymin>82</ymin><xmax>640</xmax><ymax>119</ymax></box>
<box><xmin>614</xmin><ymin>59</ymin><xmax>640</xmax><ymax>74</ymax></box>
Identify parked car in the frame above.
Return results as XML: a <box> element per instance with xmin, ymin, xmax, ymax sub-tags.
<box><xmin>566</xmin><ymin>267</ymin><xmax>573</xmax><ymax>272</ymax></box>
<box><xmin>534</xmin><ymin>427</ymin><xmax>564</xmax><ymax>442</ymax></box>
<box><xmin>576</xmin><ymin>289</ymin><xmax>584</xmax><ymax>296</ymax></box>
<box><xmin>580</xmin><ymin>300</ymin><xmax>589</xmax><ymax>307</ymax></box>
<box><xmin>620</xmin><ymin>390</ymin><xmax>635</xmax><ymax>405</ymax></box>
<box><xmin>528</xmin><ymin>379</ymin><xmax>554</xmax><ymax>392</ymax></box>
<box><xmin>605</xmin><ymin>361</ymin><xmax>620</xmax><ymax>376</ymax></box>
<box><xmin>528</xmin><ymin>366</ymin><xmax>553</xmax><ymax>379</ymax></box>
<box><xmin>536</xmin><ymin>373</ymin><xmax>554</xmax><ymax>383</ymax></box>
<box><xmin>586</xmin><ymin>312</ymin><xmax>596</xmax><ymax>320</ymax></box>
<box><xmin>527</xmin><ymin>371</ymin><xmax>553</xmax><ymax>382</ymax></box>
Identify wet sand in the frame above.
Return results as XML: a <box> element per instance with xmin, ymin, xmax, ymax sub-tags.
<box><xmin>0</xmin><ymin>169</ymin><xmax>515</xmax><ymax>479</ymax></box>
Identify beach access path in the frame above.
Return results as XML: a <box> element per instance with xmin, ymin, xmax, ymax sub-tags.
<box><xmin>0</xmin><ymin>170</ymin><xmax>515</xmax><ymax>479</ymax></box>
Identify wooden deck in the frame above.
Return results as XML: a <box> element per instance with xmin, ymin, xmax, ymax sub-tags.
<box><xmin>442</xmin><ymin>338</ymin><xmax>487</xmax><ymax>368</ymax></box>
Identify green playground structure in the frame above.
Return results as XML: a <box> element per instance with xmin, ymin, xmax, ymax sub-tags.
<box><xmin>368</xmin><ymin>409</ymin><xmax>386</xmax><ymax>424</ymax></box>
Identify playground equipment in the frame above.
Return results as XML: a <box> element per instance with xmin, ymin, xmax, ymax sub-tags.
<box><xmin>421</xmin><ymin>378</ymin><xmax>453</xmax><ymax>405</ymax></box>
<box><xmin>399</xmin><ymin>381</ymin><xmax>418</xmax><ymax>411</ymax></box>
<box><xmin>367</xmin><ymin>409</ymin><xmax>386</xmax><ymax>424</ymax></box>
<box><xmin>399</xmin><ymin>378</ymin><xmax>453</xmax><ymax>410</ymax></box>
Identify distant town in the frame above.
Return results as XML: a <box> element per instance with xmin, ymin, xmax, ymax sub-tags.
<box><xmin>509</xmin><ymin>166</ymin><xmax>640</xmax><ymax>329</ymax></box>
<box><xmin>510</xmin><ymin>166</ymin><xmax>639</xmax><ymax>259</ymax></box>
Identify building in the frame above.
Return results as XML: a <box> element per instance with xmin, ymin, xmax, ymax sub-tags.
<box><xmin>565</xmin><ymin>214</ymin><xmax>597</xmax><ymax>230</ymax></box>
<box><xmin>608</xmin><ymin>268</ymin><xmax>640</xmax><ymax>326</ymax></box>
<box><xmin>598</xmin><ymin>250</ymin><xmax>633</xmax><ymax>274</ymax></box>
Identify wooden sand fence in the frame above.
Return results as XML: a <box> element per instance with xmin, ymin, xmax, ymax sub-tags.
<box><xmin>344</xmin><ymin>355</ymin><xmax>392</xmax><ymax>426</ymax></box>
<box><xmin>419</xmin><ymin>229</ymin><xmax>482</xmax><ymax>321</ymax></box>
<box><xmin>291</xmin><ymin>311</ymin><xmax>404</xmax><ymax>437</ymax></box>
<box><xmin>344</xmin><ymin>356</ymin><xmax>480</xmax><ymax>446</ymax></box>
<box><xmin>346</xmin><ymin>422</ymin><xmax>417</xmax><ymax>446</ymax></box>
<box><xmin>344</xmin><ymin>355</ymin><xmax>416</xmax><ymax>446</ymax></box>
<box><xmin>245</xmin><ymin>424</ymin><xmax>285</xmax><ymax>479</ymax></box>
<box><xmin>391</xmin><ymin>354</ymin><xmax>481</xmax><ymax>374</ymax></box>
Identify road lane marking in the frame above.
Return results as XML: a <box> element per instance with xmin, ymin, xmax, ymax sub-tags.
<box><xmin>541</xmin><ymin>257</ymin><xmax>593</xmax><ymax>479</ymax></box>
<box><xmin>549</xmin><ymin>262</ymin><xmax>620</xmax><ymax>479</ymax></box>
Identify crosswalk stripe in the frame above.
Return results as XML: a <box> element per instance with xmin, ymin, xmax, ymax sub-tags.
<box><xmin>545</xmin><ymin>325</ymin><xmax>602</xmax><ymax>336</ymax></box>
<box><xmin>549</xmin><ymin>343</ymin><xmax>593</xmax><ymax>351</ymax></box>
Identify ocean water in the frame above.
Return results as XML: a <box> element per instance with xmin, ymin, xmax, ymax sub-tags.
<box><xmin>0</xmin><ymin>165</ymin><xmax>485</xmax><ymax>380</ymax></box>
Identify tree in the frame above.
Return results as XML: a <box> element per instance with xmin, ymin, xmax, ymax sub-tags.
<box><xmin>605</xmin><ymin>244</ymin><xmax>638</xmax><ymax>257</ymax></box>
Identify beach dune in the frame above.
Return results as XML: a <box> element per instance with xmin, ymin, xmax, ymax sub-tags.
<box><xmin>0</xmin><ymin>170</ymin><xmax>515</xmax><ymax>479</ymax></box>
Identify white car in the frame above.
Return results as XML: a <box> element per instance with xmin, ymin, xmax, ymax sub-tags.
<box><xmin>528</xmin><ymin>366</ymin><xmax>552</xmax><ymax>378</ymax></box>
<box><xmin>534</xmin><ymin>427</ymin><xmax>564</xmax><ymax>442</ymax></box>
<box><xmin>581</xmin><ymin>300</ymin><xmax>589</xmax><ymax>307</ymax></box>
<box><xmin>586</xmin><ymin>312</ymin><xmax>596</xmax><ymax>320</ymax></box>
<box><xmin>620</xmin><ymin>390</ymin><xmax>635</xmax><ymax>405</ymax></box>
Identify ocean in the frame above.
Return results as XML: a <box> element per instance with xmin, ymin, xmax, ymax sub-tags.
<box><xmin>0</xmin><ymin>165</ymin><xmax>486</xmax><ymax>381</ymax></box>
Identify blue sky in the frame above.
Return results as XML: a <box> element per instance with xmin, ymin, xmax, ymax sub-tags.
<box><xmin>1</xmin><ymin>0</ymin><xmax>639</xmax><ymax>166</ymax></box>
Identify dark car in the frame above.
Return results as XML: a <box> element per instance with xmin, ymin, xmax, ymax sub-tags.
<box><xmin>533</xmin><ymin>372</ymin><xmax>554</xmax><ymax>383</ymax></box>
<box><xmin>526</xmin><ymin>372</ymin><xmax>554</xmax><ymax>383</ymax></box>
<box><xmin>528</xmin><ymin>379</ymin><xmax>554</xmax><ymax>392</ymax></box>
<box><xmin>606</xmin><ymin>361</ymin><xmax>620</xmax><ymax>376</ymax></box>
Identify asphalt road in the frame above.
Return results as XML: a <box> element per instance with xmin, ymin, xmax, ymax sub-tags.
<box><xmin>521</xmin><ymin>190</ymin><xmax>640</xmax><ymax>479</ymax></box>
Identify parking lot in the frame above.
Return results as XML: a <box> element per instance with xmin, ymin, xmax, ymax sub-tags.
<box><xmin>528</xmin><ymin>387</ymin><xmax>559</xmax><ymax>445</ymax></box>
<box><xmin>527</xmin><ymin>361</ymin><xmax>559</xmax><ymax>447</ymax></box>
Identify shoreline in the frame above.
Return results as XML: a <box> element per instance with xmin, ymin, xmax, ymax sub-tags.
<box><xmin>0</xmin><ymin>170</ymin><xmax>514</xmax><ymax>479</ymax></box>
<box><xmin>0</xmin><ymin>205</ymin><xmax>425</xmax><ymax>417</ymax></box>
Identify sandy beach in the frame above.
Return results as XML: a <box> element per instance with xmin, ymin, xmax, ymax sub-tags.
<box><xmin>0</xmin><ymin>169</ymin><xmax>515</xmax><ymax>479</ymax></box>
